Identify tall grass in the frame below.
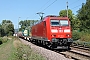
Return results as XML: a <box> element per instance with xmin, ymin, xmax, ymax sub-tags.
<box><xmin>13</xmin><ymin>38</ymin><xmax>45</xmax><ymax>60</ymax></box>
<box><xmin>0</xmin><ymin>36</ymin><xmax>45</xmax><ymax>60</ymax></box>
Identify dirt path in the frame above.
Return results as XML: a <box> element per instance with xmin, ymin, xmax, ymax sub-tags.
<box><xmin>0</xmin><ymin>40</ymin><xmax>13</xmax><ymax>60</ymax></box>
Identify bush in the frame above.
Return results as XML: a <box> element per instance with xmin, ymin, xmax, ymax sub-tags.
<box><xmin>80</xmin><ymin>33</ymin><xmax>90</xmax><ymax>42</ymax></box>
<box><xmin>72</xmin><ymin>30</ymin><xmax>90</xmax><ymax>42</ymax></box>
<box><xmin>72</xmin><ymin>30</ymin><xmax>81</xmax><ymax>41</ymax></box>
<box><xmin>0</xmin><ymin>37</ymin><xmax>8</xmax><ymax>45</ymax></box>
<box><xmin>2</xmin><ymin>37</ymin><xmax>8</xmax><ymax>43</ymax></box>
<box><xmin>73</xmin><ymin>31</ymin><xmax>90</xmax><ymax>48</ymax></box>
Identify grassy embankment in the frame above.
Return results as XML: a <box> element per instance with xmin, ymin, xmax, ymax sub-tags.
<box><xmin>0</xmin><ymin>37</ymin><xmax>45</xmax><ymax>60</ymax></box>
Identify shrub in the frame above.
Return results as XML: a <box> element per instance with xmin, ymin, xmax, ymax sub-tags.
<box><xmin>72</xmin><ymin>30</ymin><xmax>81</xmax><ymax>41</ymax></box>
<box><xmin>80</xmin><ymin>33</ymin><xmax>90</xmax><ymax>42</ymax></box>
<box><xmin>2</xmin><ymin>37</ymin><xmax>8</xmax><ymax>43</ymax></box>
<box><xmin>0</xmin><ymin>37</ymin><xmax>8</xmax><ymax>45</ymax></box>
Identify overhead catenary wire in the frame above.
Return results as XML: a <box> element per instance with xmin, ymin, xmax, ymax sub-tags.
<box><xmin>31</xmin><ymin>0</ymin><xmax>84</xmax><ymax>20</ymax></box>
<box><xmin>33</xmin><ymin>0</ymin><xmax>82</xmax><ymax>19</ymax></box>
<box><xmin>68</xmin><ymin>0</ymin><xmax>84</xmax><ymax>10</ymax></box>
<box><xmin>31</xmin><ymin>0</ymin><xmax>57</xmax><ymax>19</ymax></box>
<box><xmin>69</xmin><ymin>0</ymin><xmax>80</xmax><ymax>5</ymax></box>
<box><xmin>41</xmin><ymin>0</ymin><xmax>57</xmax><ymax>12</ymax></box>
<box><xmin>30</xmin><ymin>0</ymin><xmax>52</xmax><ymax>19</ymax></box>
<box><xmin>71</xmin><ymin>4</ymin><xmax>82</xmax><ymax>9</ymax></box>
<box><xmin>66</xmin><ymin>0</ymin><xmax>84</xmax><ymax>15</ymax></box>
<box><xmin>37</xmin><ymin>0</ymin><xmax>52</xmax><ymax>12</ymax></box>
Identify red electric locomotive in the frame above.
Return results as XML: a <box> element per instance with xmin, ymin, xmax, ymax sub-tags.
<box><xmin>31</xmin><ymin>15</ymin><xmax>73</xmax><ymax>49</ymax></box>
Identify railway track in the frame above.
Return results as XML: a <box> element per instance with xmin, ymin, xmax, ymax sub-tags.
<box><xmin>21</xmin><ymin>37</ymin><xmax>90</xmax><ymax>60</ymax></box>
<box><xmin>71</xmin><ymin>46</ymin><xmax>90</xmax><ymax>54</ymax></box>
<box><xmin>53</xmin><ymin>44</ymin><xmax>90</xmax><ymax>60</ymax></box>
<box><xmin>72</xmin><ymin>42</ymin><xmax>90</xmax><ymax>51</ymax></box>
<box><xmin>54</xmin><ymin>49</ymin><xmax>90</xmax><ymax>60</ymax></box>
<box><xmin>72</xmin><ymin>45</ymin><xmax>90</xmax><ymax>52</ymax></box>
<box><xmin>58</xmin><ymin>44</ymin><xmax>90</xmax><ymax>60</ymax></box>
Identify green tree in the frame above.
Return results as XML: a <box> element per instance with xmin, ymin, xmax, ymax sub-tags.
<box><xmin>72</xmin><ymin>16</ymin><xmax>81</xmax><ymax>31</ymax></box>
<box><xmin>59</xmin><ymin>9</ymin><xmax>73</xmax><ymax>20</ymax></box>
<box><xmin>2</xmin><ymin>20</ymin><xmax>12</xmax><ymax>25</ymax></box>
<box><xmin>6</xmin><ymin>23</ymin><xmax>14</xmax><ymax>36</ymax></box>
<box><xmin>77</xmin><ymin>0</ymin><xmax>90</xmax><ymax>32</ymax></box>
<box><xmin>19</xmin><ymin>20</ymin><xmax>38</xmax><ymax>31</ymax></box>
<box><xmin>0</xmin><ymin>24</ymin><xmax>5</xmax><ymax>37</ymax></box>
<box><xmin>2</xmin><ymin>20</ymin><xmax>14</xmax><ymax>36</ymax></box>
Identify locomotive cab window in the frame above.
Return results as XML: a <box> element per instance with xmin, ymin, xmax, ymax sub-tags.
<box><xmin>50</xmin><ymin>20</ymin><xmax>69</xmax><ymax>26</ymax></box>
<box><xmin>50</xmin><ymin>20</ymin><xmax>59</xmax><ymax>26</ymax></box>
<box><xmin>60</xmin><ymin>20</ymin><xmax>69</xmax><ymax>26</ymax></box>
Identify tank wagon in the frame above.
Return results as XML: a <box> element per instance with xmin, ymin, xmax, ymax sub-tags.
<box><xmin>31</xmin><ymin>15</ymin><xmax>73</xmax><ymax>49</ymax></box>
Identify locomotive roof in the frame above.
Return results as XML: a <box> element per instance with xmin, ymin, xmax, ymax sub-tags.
<box><xmin>33</xmin><ymin>15</ymin><xmax>69</xmax><ymax>26</ymax></box>
<box><xmin>43</xmin><ymin>15</ymin><xmax>69</xmax><ymax>21</ymax></box>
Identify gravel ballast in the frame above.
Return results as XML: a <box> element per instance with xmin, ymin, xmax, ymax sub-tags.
<box><xmin>20</xmin><ymin>38</ymin><xmax>73</xmax><ymax>60</ymax></box>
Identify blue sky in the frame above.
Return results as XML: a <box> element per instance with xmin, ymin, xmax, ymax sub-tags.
<box><xmin>0</xmin><ymin>0</ymin><xmax>86</xmax><ymax>29</ymax></box>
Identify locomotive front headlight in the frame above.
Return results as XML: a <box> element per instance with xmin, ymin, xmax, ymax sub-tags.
<box><xmin>66</xmin><ymin>34</ymin><xmax>70</xmax><ymax>37</ymax></box>
<box><xmin>67</xmin><ymin>35</ymin><xmax>70</xmax><ymax>37</ymax></box>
